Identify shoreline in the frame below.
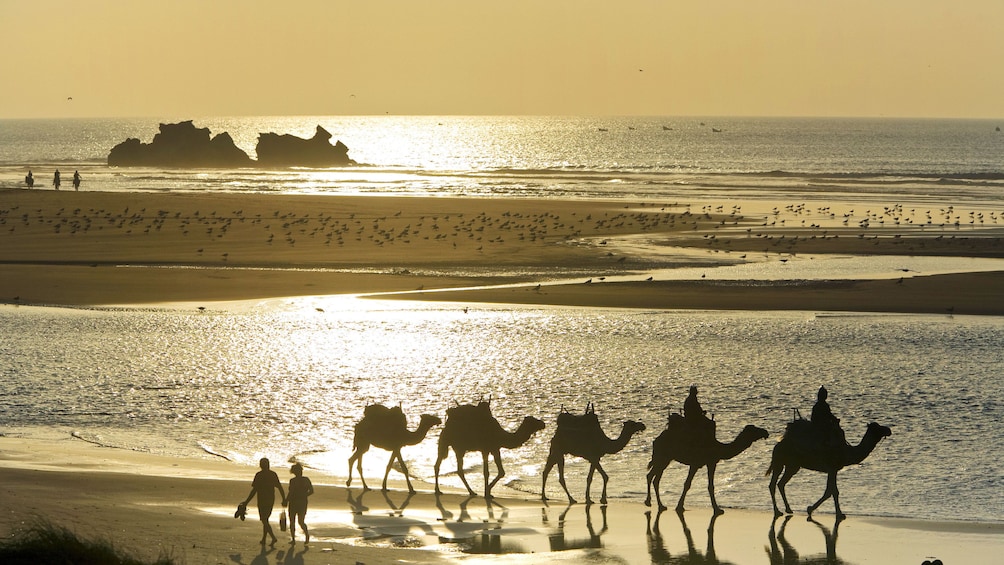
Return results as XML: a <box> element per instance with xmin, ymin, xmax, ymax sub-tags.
<box><xmin>2</xmin><ymin>189</ymin><xmax>1003</xmax><ymax>313</ymax></box>
<box><xmin>0</xmin><ymin>435</ymin><xmax>1001</xmax><ymax>565</ymax></box>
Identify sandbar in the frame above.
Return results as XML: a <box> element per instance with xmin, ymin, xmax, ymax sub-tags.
<box><xmin>1</xmin><ymin>189</ymin><xmax>1003</xmax><ymax>313</ymax></box>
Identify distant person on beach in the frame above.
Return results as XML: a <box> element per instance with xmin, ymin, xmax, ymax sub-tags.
<box><xmin>811</xmin><ymin>386</ymin><xmax>845</xmax><ymax>446</ymax></box>
<box><xmin>72</xmin><ymin>170</ymin><xmax>81</xmax><ymax>190</ymax></box>
<box><xmin>25</xmin><ymin>171</ymin><xmax>33</xmax><ymax>188</ymax></box>
<box><xmin>242</xmin><ymin>457</ymin><xmax>287</xmax><ymax>545</ymax></box>
<box><xmin>53</xmin><ymin>170</ymin><xmax>60</xmax><ymax>190</ymax></box>
<box><xmin>287</xmin><ymin>463</ymin><xmax>314</xmax><ymax>544</ymax></box>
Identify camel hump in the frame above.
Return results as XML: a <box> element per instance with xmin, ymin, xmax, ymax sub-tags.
<box><xmin>783</xmin><ymin>417</ymin><xmax>837</xmax><ymax>447</ymax></box>
<box><xmin>446</xmin><ymin>402</ymin><xmax>494</xmax><ymax>423</ymax></box>
<box><xmin>362</xmin><ymin>403</ymin><xmax>407</xmax><ymax>426</ymax></box>
<box><xmin>667</xmin><ymin>412</ymin><xmax>686</xmax><ymax>429</ymax></box>
<box><xmin>555</xmin><ymin>410</ymin><xmax>601</xmax><ymax>435</ymax></box>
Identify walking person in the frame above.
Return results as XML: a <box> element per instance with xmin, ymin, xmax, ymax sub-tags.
<box><xmin>25</xmin><ymin>170</ymin><xmax>34</xmax><ymax>188</ymax></box>
<box><xmin>287</xmin><ymin>463</ymin><xmax>314</xmax><ymax>544</ymax></box>
<box><xmin>53</xmin><ymin>169</ymin><xmax>61</xmax><ymax>190</ymax></box>
<box><xmin>72</xmin><ymin>170</ymin><xmax>81</xmax><ymax>191</ymax></box>
<box><xmin>241</xmin><ymin>457</ymin><xmax>287</xmax><ymax>546</ymax></box>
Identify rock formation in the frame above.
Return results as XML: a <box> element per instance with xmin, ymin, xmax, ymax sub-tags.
<box><xmin>107</xmin><ymin>121</ymin><xmax>354</xmax><ymax>167</ymax></box>
<box><xmin>256</xmin><ymin>125</ymin><xmax>354</xmax><ymax>166</ymax></box>
<box><xmin>107</xmin><ymin>121</ymin><xmax>252</xmax><ymax>167</ymax></box>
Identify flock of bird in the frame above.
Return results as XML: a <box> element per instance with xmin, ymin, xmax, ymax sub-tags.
<box><xmin>1</xmin><ymin>200</ymin><xmax>1001</xmax><ymax>266</ymax></box>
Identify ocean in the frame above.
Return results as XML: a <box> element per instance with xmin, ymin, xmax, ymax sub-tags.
<box><xmin>0</xmin><ymin>116</ymin><xmax>1002</xmax><ymax>525</ymax></box>
<box><xmin>2</xmin><ymin>115</ymin><xmax>1003</xmax><ymax>201</ymax></box>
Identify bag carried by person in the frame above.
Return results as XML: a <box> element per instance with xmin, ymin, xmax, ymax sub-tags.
<box><xmin>279</xmin><ymin>509</ymin><xmax>287</xmax><ymax>531</ymax></box>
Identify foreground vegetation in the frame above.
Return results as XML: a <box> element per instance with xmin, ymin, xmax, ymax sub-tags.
<box><xmin>0</xmin><ymin>521</ymin><xmax>175</xmax><ymax>565</ymax></box>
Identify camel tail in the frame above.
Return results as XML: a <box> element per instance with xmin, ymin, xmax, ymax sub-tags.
<box><xmin>765</xmin><ymin>459</ymin><xmax>778</xmax><ymax>477</ymax></box>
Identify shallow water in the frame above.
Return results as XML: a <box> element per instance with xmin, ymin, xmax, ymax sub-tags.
<box><xmin>2</xmin><ymin>299</ymin><xmax>1001</xmax><ymax>523</ymax></box>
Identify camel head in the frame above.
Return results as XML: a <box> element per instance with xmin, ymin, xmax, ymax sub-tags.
<box><xmin>419</xmin><ymin>413</ymin><xmax>443</xmax><ymax>429</ymax></box>
<box><xmin>866</xmin><ymin>422</ymin><xmax>892</xmax><ymax>441</ymax></box>
<box><xmin>740</xmin><ymin>424</ymin><xmax>770</xmax><ymax>443</ymax></box>
<box><xmin>624</xmin><ymin>420</ymin><xmax>647</xmax><ymax>436</ymax></box>
<box><xmin>520</xmin><ymin>415</ymin><xmax>547</xmax><ymax>436</ymax></box>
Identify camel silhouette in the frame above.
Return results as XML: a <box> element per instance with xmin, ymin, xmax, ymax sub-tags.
<box><xmin>541</xmin><ymin>403</ymin><xmax>646</xmax><ymax>504</ymax></box>
<box><xmin>346</xmin><ymin>403</ymin><xmax>442</xmax><ymax>493</ymax></box>
<box><xmin>767</xmin><ymin>419</ymin><xmax>892</xmax><ymax>519</ymax></box>
<box><xmin>434</xmin><ymin>400</ymin><xmax>545</xmax><ymax>499</ymax></box>
<box><xmin>645</xmin><ymin>414</ymin><xmax>769</xmax><ymax>514</ymax></box>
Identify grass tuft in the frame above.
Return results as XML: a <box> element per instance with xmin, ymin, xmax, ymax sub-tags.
<box><xmin>0</xmin><ymin>520</ymin><xmax>176</xmax><ymax>565</ymax></box>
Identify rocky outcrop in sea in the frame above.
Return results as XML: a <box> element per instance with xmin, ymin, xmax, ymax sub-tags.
<box><xmin>107</xmin><ymin>121</ymin><xmax>354</xmax><ymax>167</ymax></box>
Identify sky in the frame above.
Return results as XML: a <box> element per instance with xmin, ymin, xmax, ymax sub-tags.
<box><xmin>3</xmin><ymin>0</ymin><xmax>1002</xmax><ymax>119</ymax></box>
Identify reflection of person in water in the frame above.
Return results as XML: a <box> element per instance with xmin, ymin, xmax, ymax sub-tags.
<box><xmin>242</xmin><ymin>457</ymin><xmax>287</xmax><ymax>545</ymax></box>
<box><xmin>811</xmin><ymin>386</ymin><xmax>845</xmax><ymax>445</ymax></box>
<box><xmin>287</xmin><ymin>463</ymin><xmax>314</xmax><ymax>544</ymax></box>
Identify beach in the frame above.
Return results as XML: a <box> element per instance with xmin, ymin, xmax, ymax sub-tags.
<box><xmin>1</xmin><ymin>435</ymin><xmax>1001</xmax><ymax>565</ymax></box>
<box><xmin>2</xmin><ymin>188</ymin><xmax>1004</xmax><ymax>564</ymax></box>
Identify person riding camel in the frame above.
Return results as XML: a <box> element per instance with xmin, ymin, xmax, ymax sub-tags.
<box><xmin>683</xmin><ymin>385</ymin><xmax>715</xmax><ymax>442</ymax></box>
<box><xmin>811</xmin><ymin>386</ymin><xmax>846</xmax><ymax>446</ymax></box>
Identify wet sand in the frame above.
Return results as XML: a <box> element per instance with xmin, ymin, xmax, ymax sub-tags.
<box><xmin>0</xmin><ymin>435</ymin><xmax>1000</xmax><ymax>565</ymax></box>
<box><xmin>1</xmin><ymin>189</ymin><xmax>1003</xmax><ymax>312</ymax></box>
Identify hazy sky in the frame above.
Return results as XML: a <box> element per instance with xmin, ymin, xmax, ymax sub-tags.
<box><xmin>3</xmin><ymin>1</ymin><xmax>1002</xmax><ymax>119</ymax></box>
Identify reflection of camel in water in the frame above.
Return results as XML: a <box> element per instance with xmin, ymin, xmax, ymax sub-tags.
<box><xmin>434</xmin><ymin>400</ymin><xmax>545</xmax><ymax>498</ymax></box>
<box><xmin>645</xmin><ymin>414</ymin><xmax>769</xmax><ymax>513</ymax></box>
<box><xmin>545</xmin><ymin>503</ymin><xmax>608</xmax><ymax>552</ymax></box>
<box><xmin>541</xmin><ymin>403</ymin><xmax>646</xmax><ymax>504</ymax></box>
<box><xmin>766</xmin><ymin>514</ymin><xmax>847</xmax><ymax>564</ymax></box>
<box><xmin>346</xmin><ymin>403</ymin><xmax>442</xmax><ymax>493</ymax></box>
<box><xmin>767</xmin><ymin>420</ymin><xmax>891</xmax><ymax>519</ymax></box>
<box><xmin>645</xmin><ymin>508</ymin><xmax>734</xmax><ymax>564</ymax></box>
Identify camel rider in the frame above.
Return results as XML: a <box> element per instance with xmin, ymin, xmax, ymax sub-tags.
<box><xmin>811</xmin><ymin>386</ymin><xmax>845</xmax><ymax>446</ymax></box>
<box><xmin>684</xmin><ymin>385</ymin><xmax>715</xmax><ymax>441</ymax></box>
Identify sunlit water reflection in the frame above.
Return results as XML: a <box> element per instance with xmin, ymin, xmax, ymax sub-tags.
<box><xmin>1</xmin><ymin>299</ymin><xmax>1001</xmax><ymax>523</ymax></box>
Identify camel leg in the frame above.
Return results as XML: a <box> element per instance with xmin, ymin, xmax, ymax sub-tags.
<box><xmin>541</xmin><ymin>450</ymin><xmax>559</xmax><ymax>501</ymax></box>
<box><xmin>384</xmin><ymin>449</ymin><xmax>415</xmax><ymax>493</ymax></box>
<box><xmin>706</xmin><ymin>462</ymin><xmax>723</xmax><ymax>515</ymax></box>
<box><xmin>777</xmin><ymin>466</ymin><xmax>799</xmax><ymax>514</ymax></box>
<box><xmin>593</xmin><ymin>460</ymin><xmax>610</xmax><ymax>505</ymax></box>
<box><xmin>347</xmin><ymin>443</ymin><xmax>369</xmax><ymax>488</ymax></box>
<box><xmin>346</xmin><ymin>450</ymin><xmax>357</xmax><ymax>487</ymax></box>
<box><xmin>677</xmin><ymin>465</ymin><xmax>700</xmax><ymax>512</ymax></box>
<box><xmin>398</xmin><ymin>453</ymin><xmax>415</xmax><ymax>494</ymax></box>
<box><xmin>455</xmin><ymin>449</ymin><xmax>476</xmax><ymax>496</ymax></box>
<box><xmin>807</xmin><ymin>471</ymin><xmax>838</xmax><ymax>519</ymax></box>
<box><xmin>482</xmin><ymin>451</ymin><xmax>491</xmax><ymax>499</ymax></box>
<box><xmin>768</xmin><ymin>460</ymin><xmax>785</xmax><ymax>516</ymax></box>
<box><xmin>557</xmin><ymin>456</ymin><xmax>576</xmax><ymax>504</ymax></box>
<box><xmin>434</xmin><ymin>444</ymin><xmax>448</xmax><ymax>494</ymax></box>
<box><xmin>381</xmin><ymin>450</ymin><xmax>396</xmax><ymax>492</ymax></box>
<box><xmin>646</xmin><ymin>459</ymin><xmax>669</xmax><ymax>511</ymax></box>
<box><xmin>831</xmin><ymin>474</ymin><xmax>845</xmax><ymax>521</ymax></box>
<box><xmin>487</xmin><ymin>449</ymin><xmax>506</xmax><ymax>499</ymax></box>
<box><xmin>585</xmin><ymin>465</ymin><xmax>596</xmax><ymax>504</ymax></box>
